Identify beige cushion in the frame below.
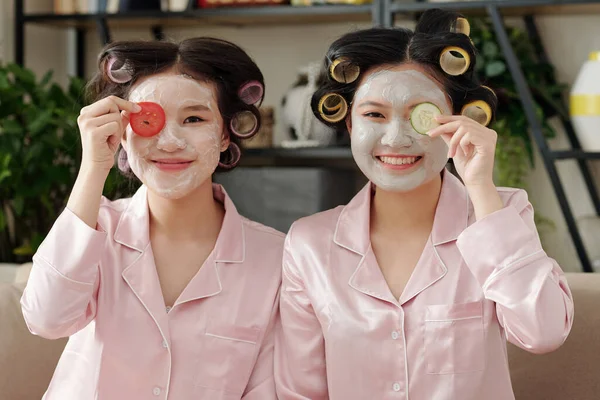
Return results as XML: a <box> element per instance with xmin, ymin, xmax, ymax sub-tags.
<box><xmin>508</xmin><ymin>272</ymin><xmax>600</xmax><ymax>400</ymax></box>
<box><xmin>0</xmin><ymin>268</ymin><xmax>597</xmax><ymax>399</ymax></box>
<box><xmin>14</xmin><ymin>262</ymin><xmax>33</xmax><ymax>284</ymax></box>
<box><xmin>0</xmin><ymin>282</ymin><xmax>67</xmax><ymax>400</ymax></box>
<box><xmin>0</xmin><ymin>264</ymin><xmax>18</xmax><ymax>284</ymax></box>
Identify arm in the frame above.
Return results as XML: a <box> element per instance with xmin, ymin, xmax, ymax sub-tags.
<box><xmin>274</xmin><ymin>233</ymin><xmax>328</xmax><ymax>400</ymax></box>
<box><xmin>20</xmin><ymin>204</ymin><xmax>107</xmax><ymax>340</ymax></box>
<box><xmin>456</xmin><ymin>189</ymin><xmax>574</xmax><ymax>354</ymax></box>
<box><xmin>20</xmin><ymin>165</ymin><xmax>108</xmax><ymax>339</ymax></box>
<box><xmin>242</xmin><ymin>289</ymin><xmax>280</xmax><ymax>400</ymax></box>
<box><xmin>21</xmin><ymin>95</ymin><xmax>139</xmax><ymax>340</ymax></box>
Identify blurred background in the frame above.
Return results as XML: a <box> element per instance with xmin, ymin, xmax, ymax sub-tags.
<box><xmin>1</xmin><ymin>0</ymin><xmax>600</xmax><ymax>274</ymax></box>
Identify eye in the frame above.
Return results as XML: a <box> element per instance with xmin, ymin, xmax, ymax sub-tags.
<box><xmin>363</xmin><ymin>112</ymin><xmax>385</xmax><ymax>119</ymax></box>
<box><xmin>184</xmin><ymin>116</ymin><xmax>205</xmax><ymax>124</ymax></box>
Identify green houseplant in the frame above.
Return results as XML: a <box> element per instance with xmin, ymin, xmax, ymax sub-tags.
<box><xmin>0</xmin><ymin>63</ymin><xmax>131</xmax><ymax>262</ymax></box>
<box><xmin>470</xmin><ymin>18</ymin><xmax>568</xmax><ymax>190</ymax></box>
<box><xmin>470</xmin><ymin>18</ymin><xmax>566</xmax><ymax>232</ymax></box>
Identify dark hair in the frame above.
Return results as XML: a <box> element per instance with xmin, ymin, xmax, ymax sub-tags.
<box><xmin>311</xmin><ymin>9</ymin><xmax>497</xmax><ymax>133</ymax></box>
<box><xmin>86</xmin><ymin>37</ymin><xmax>265</xmax><ymax>173</ymax></box>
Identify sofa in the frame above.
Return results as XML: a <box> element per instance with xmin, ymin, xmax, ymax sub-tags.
<box><xmin>1</xmin><ymin>266</ymin><xmax>599</xmax><ymax>399</ymax></box>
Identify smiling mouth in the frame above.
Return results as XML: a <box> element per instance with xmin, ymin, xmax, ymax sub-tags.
<box><xmin>376</xmin><ymin>155</ymin><xmax>423</xmax><ymax>166</ymax></box>
<box><xmin>152</xmin><ymin>160</ymin><xmax>192</xmax><ymax>164</ymax></box>
<box><xmin>151</xmin><ymin>159</ymin><xmax>194</xmax><ymax>172</ymax></box>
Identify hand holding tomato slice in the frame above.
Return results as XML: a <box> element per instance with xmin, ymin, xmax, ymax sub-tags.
<box><xmin>129</xmin><ymin>102</ymin><xmax>166</xmax><ymax>137</ymax></box>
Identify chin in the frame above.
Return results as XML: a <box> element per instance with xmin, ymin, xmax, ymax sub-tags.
<box><xmin>142</xmin><ymin>170</ymin><xmax>213</xmax><ymax>201</ymax></box>
<box><xmin>373</xmin><ymin>181</ymin><xmax>422</xmax><ymax>193</ymax></box>
<box><xmin>367</xmin><ymin>169</ymin><xmax>429</xmax><ymax>193</ymax></box>
<box><xmin>148</xmin><ymin>186</ymin><xmax>192</xmax><ymax>200</ymax></box>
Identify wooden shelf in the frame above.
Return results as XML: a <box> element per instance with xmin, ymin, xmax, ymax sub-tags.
<box><xmin>23</xmin><ymin>5</ymin><xmax>374</xmax><ymax>29</ymax></box>
<box><xmin>390</xmin><ymin>0</ymin><xmax>600</xmax><ymax>16</ymax></box>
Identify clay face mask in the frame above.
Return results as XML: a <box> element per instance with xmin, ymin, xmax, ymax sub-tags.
<box><xmin>350</xmin><ymin>68</ymin><xmax>451</xmax><ymax>192</ymax></box>
<box><xmin>123</xmin><ymin>73</ymin><xmax>224</xmax><ymax>200</ymax></box>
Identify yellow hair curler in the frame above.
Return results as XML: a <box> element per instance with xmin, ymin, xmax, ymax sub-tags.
<box><xmin>318</xmin><ymin>93</ymin><xmax>349</xmax><ymax>123</ymax></box>
<box><xmin>461</xmin><ymin>100</ymin><xmax>493</xmax><ymax>126</ymax></box>
<box><xmin>329</xmin><ymin>57</ymin><xmax>361</xmax><ymax>84</ymax></box>
<box><xmin>453</xmin><ymin>17</ymin><xmax>471</xmax><ymax>36</ymax></box>
<box><xmin>481</xmin><ymin>85</ymin><xmax>498</xmax><ymax>99</ymax></box>
<box><xmin>439</xmin><ymin>46</ymin><xmax>471</xmax><ymax>76</ymax></box>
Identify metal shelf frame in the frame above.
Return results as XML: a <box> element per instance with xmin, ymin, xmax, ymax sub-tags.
<box><xmin>383</xmin><ymin>0</ymin><xmax>600</xmax><ymax>272</ymax></box>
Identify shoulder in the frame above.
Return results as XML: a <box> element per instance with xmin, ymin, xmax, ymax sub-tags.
<box><xmin>465</xmin><ymin>186</ymin><xmax>532</xmax><ymax>224</ymax></box>
<box><xmin>286</xmin><ymin>206</ymin><xmax>344</xmax><ymax>252</ymax></box>
<box><xmin>96</xmin><ymin>196</ymin><xmax>133</xmax><ymax>235</ymax></box>
<box><xmin>241</xmin><ymin>217</ymin><xmax>285</xmax><ymax>243</ymax></box>
<box><xmin>240</xmin><ymin>217</ymin><xmax>286</xmax><ymax>273</ymax></box>
<box><xmin>495</xmin><ymin>186</ymin><xmax>531</xmax><ymax>212</ymax></box>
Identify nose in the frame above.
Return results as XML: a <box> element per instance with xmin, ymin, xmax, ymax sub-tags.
<box><xmin>380</xmin><ymin>118</ymin><xmax>413</xmax><ymax>147</ymax></box>
<box><xmin>156</xmin><ymin>122</ymin><xmax>187</xmax><ymax>152</ymax></box>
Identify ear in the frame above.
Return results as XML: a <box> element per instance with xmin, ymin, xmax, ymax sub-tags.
<box><xmin>345</xmin><ymin>112</ymin><xmax>352</xmax><ymax>136</ymax></box>
<box><xmin>120</xmin><ymin>111</ymin><xmax>130</xmax><ymax>149</ymax></box>
<box><xmin>220</xmin><ymin>125</ymin><xmax>231</xmax><ymax>152</ymax></box>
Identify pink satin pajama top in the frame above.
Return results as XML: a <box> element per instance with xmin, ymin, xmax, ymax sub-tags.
<box><xmin>21</xmin><ymin>184</ymin><xmax>283</xmax><ymax>400</ymax></box>
<box><xmin>275</xmin><ymin>169</ymin><xmax>574</xmax><ymax>400</ymax></box>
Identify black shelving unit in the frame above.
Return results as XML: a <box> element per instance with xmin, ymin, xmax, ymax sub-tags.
<box><xmin>14</xmin><ymin>0</ymin><xmax>381</xmax><ymax>78</ymax></box>
<box><xmin>383</xmin><ymin>0</ymin><xmax>600</xmax><ymax>272</ymax></box>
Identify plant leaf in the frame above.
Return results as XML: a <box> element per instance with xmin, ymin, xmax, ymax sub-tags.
<box><xmin>482</xmin><ymin>41</ymin><xmax>499</xmax><ymax>58</ymax></box>
<box><xmin>0</xmin><ymin>72</ymin><xmax>9</xmax><ymax>90</ymax></box>
<box><xmin>28</xmin><ymin>109</ymin><xmax>54</xmax><ymax>136</ymax></box>
<box><xmin>485</xmin><ymin>61</ymin><xmax>507</xmax><ymax>78</ymax></box>
<box><xmin>1</xmin><ymin>119</ymin><xmax>24</xmax><ymax>135</ymax></box>
<box><xmin>13</xmin><ymin>244</ymin><xmax>34</xmax><ymax>256</ymax></box>
<box><xmin>40</xmin><ymin>70</ymin><xmax>54</xmax><ymax>87</ymax></box>
<box><xmin>0</xmin><ymin>208</ymin><xmax>5</xmax><ymax>231</ymax></box>
<box><xmin>0</xmin><ymin>170</ymin><xmax>11</xmax><ymax>184</ymax></box>
<box><xmin>13</xmin><ymin>196</ymin><xmax>25</xmax><ymax>216</ymax></box>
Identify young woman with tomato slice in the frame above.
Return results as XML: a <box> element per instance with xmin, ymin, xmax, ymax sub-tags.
<box><xmin>21</xmin><ymin>38</ymin><xmax>279</xmax><ymax>400</ymax></box>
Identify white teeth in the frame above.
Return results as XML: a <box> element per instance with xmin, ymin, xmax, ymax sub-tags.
<box><xmin>379</xmin><ymin>156</ymin><xmax>418</xmax><ymax>165</ymax></box>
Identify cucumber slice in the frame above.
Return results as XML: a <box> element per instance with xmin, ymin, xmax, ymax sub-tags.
<box><xmin>410</xmin><ymin>102</ymin><xmax>441</xmax><ymax>135</ymax></box>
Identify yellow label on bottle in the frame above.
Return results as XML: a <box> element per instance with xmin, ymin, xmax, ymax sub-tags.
<box><xmin>589</xmin><ymin>51</ymin><xmax>600</xmax><ymax>61</ymax></box>
<box><xmin>570</xmin><ymin>94</ymin><xmax>600</xmax><ymax>116</ymax></box>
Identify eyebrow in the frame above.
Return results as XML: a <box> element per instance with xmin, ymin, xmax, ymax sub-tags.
<box><xmin>357</xmin><ymin>100</ymin><xmax>389</xmax><ymax>109</ymax></box>
<box><xmin>182</xmin><ymin>104</ymin><xmax>211</xmax><ymax>112</ymax></box>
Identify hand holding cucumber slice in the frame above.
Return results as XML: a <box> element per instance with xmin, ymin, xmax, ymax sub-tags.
<box><xmin>410</xmin><ymin>102</ymin><xmax>442</xmax><ymax>135</ymax></box>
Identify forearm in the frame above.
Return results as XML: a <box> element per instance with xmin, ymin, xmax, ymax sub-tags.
<box><xmin>66</xmin><ymin>165</ymin><xmax>109</xmax><ymax>229</ymax></box>
<box><xmin>466</xmin><ymin>182</ymin><xmax>504</xmax><ymax>221</ymax></box>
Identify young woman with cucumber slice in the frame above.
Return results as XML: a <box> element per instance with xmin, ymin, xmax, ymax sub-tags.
<box><xmin>275</xmin><ymin>9</ymin><xmax>573</xmax><ymax>400</ymax></box>
<box><xmin>21</xmin><ymin>38</ymin><xmax>282</xmax><ymax>400</ymax></box>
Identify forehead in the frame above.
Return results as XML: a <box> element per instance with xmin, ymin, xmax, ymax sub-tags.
<box><xmin>355</xmin><ymin>67</ymin><xmax>444</xmax><ymax>100</ymax></box>
<box><xmin>128</xmin><ymin>72</ymin><xmax>216</xmax><ymax>104</ymax></box>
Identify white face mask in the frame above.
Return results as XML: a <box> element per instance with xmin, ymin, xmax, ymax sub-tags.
<box><xmin>350</xmin><ymin>68</ymin><xmax>450</xmax><ymax>192</ymax></box>
<box><xmin>123</xmin><ymin>74</ymin><xmax>226</xmax><ymax>200</ymax></box>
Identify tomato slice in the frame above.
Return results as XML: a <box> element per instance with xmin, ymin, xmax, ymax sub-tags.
<box><xmin>130</xmin><ymin>102</ymin><xmax>166</xmax><ymax>137</ymax></box>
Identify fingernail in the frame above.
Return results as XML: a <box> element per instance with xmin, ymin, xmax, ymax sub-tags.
<box><xmin>133</xmin><ymin>104</ymin><xmax>142</xmax><ymax>112</ymax></box>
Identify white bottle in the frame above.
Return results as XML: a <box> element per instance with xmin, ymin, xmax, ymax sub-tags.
<box><xmin>570</xmin><ymin>51</ymin><xmax>600</xmax><ymax>151</ymax></box>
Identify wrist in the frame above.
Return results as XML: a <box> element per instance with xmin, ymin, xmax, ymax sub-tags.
<box><xmin>466</xmin><ymin>182</ymin><xmax>504</xmax><ymax>221</ymax></box>
<box><xmin>465</xmin><ymin>180</ymin><xmax>497</xmax><ymax>196</ymax></box>
<box><xmin>79</xmin><ymin>163</ymin><xmax>111</xmax><ymax>181</ymax></box>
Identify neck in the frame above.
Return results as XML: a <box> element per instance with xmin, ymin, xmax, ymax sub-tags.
<box><xmin>147</xmin><ymin>180</ymin><xmax>224</xmax><ymax>241</ymax></box>
<box><xmin>371</xmin><ymin>172</ymin><xmax>443</xmax><ymax>234</ymax></box>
